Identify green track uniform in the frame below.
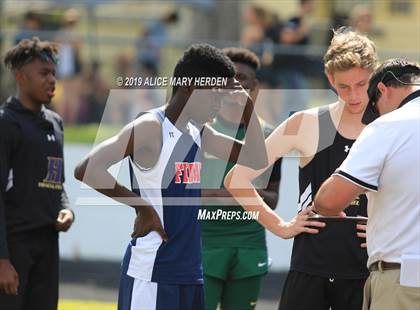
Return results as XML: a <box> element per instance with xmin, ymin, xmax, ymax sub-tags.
<box><xmin>201</xmin><ymin>116</ymin><xmax>282</xmax><ymax>310</ymax></box>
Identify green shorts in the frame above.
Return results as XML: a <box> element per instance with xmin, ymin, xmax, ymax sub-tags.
<box><xmin>202</xmin><ymin>247</ymin><xmax>268</xmax><ymax>280</ymax></box>
<box><xmin>203</xmin><ymin>247</ymin><xmax>268</xmax><ymax>310</ymax></box>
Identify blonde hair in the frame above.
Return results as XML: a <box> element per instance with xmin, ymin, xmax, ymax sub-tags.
<box><xmin>324</xmin><ymin>27</ymin><xmax>378</xmax><ymax>74</ymax></box>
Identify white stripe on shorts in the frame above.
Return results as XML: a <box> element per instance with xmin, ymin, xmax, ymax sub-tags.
<box><xmin>130</xmin><ymin>279</ymin><xmax>158</xmax><ymax>310</ymax></box>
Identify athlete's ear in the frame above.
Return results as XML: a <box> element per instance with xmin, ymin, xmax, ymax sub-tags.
<box><xmin>250</xmin><ymin>77</ymin><xmax>259</xmax><ymax>91</ymax></box>
<box><xmin>377</xmin><ymin>82</ymin><xmax>387</xmax><ymax>97</ymax></box>
<box><xmin>250</xmin><ymin>78</ymin><xmax>259</xmax><ymax>102</ymax></box>
<box><xmin>326</xmin><ymin>72</ymin><xmax>335</xmax><ymax>89</ymax></box>
<box><xmin>14</xmin><ymin>69</ymin><xmax>25</xmax><ymax>85</ymax></box>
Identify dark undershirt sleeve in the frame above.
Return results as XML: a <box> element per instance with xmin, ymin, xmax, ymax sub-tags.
<box><xmin>269</xmin><ymin>157</ymin><xmax>282</xmax><ymax>183</ymax></box>
<box><xmin>0</xmin><ymin>117</ymin><xmax>21</xmax><ymax>259</ymax></box>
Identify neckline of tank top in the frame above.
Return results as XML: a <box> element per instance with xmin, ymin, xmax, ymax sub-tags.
<box><xmin>215</xmin><ymin>115</ymin><xmax>245</xmax><ymax>130</ymax></box>
<box><xmin>163</xmin><ymin>113</ymin><xmax>194</xmax><ymax>137</ymax></box>
<box><xmin>322</xmin><ymin>104</ymin><xmax>359</xmax><ymax>142</ymax></box>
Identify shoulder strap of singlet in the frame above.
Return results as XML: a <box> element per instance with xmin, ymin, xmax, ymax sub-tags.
<box><xmin>316</xmin><ymin>105</ymin><xmax>337</xmax><ymax>153</ymax></box>
<box><xmin>135</xmin><ymin>106</ymin><xmax>165</xmax><ymax>123</ymax></box>
<box><xmin>129</xmin><ymin>106</ymin><xmax>166</xmax><ymax>198</ymax></box>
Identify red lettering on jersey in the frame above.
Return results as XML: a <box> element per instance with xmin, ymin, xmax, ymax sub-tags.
<box><xmin>175</xmin><ymin>162</ymin><xmax>201</xmax><ymax>184</ymax></box>
<box><xmin>189</xmin><ymin>162</ymin><xmax>201</xmax><ymax>183</ymax></box>
<box><xmin>182</xmin><ymin>163</ymin><xmax>191</xmax><ymax>183</ymax></box>
<box><xmin>175</xmin><ymin>162</ymin><xmax>184</xmax><ymax>184</ymax></box>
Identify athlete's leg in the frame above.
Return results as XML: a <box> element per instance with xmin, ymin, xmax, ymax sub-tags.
<box><xmin>221</xmin><ymin>275</ymin><xmax>263</xmax><ymax>310</ymax></box>
<box><xmin>179</xmin><ymin>284</ymin><xmax>205</xmax><ymax>310</ymax></box>
<box><xmin>204</xmin><ymin>275</ymin><xmax>224</xmax><ymax>310</ymax></box>
<box><xmin>155</xmin><ymin>283</ymin><xmax>204</xmax><ymax>310</ymax></box>
<box><xmin>328</xmin><ymin>277</ymin><xmax>366</xmax><ymax>310</ymax></box>
<box><xmin>278</xmin><ymin>271</ymin><xmax>329</xmax><ymax>310</ymax></box>
<box><xmin>130</xmin><ymin>279</ymin><xmax>159</xmax><ymax>310</ymax></box>
<box><xmin>23</xmin><ymin>235</ymin><xmax>59</xmax><ymax>310</ymax></box>
<box><xmin>202</xmin><ymin>247</ymin><xmax>234</xmax><ymax>309</ymax></box>
<box><xmin>118</xmin><ymin>243</ymin><xmax>135</xmax><ymax>310</ymax></box>
<box><xmin>0</xmin><ymin>241</ymin><xmax>31</xmax><ymax>310</ymax></box>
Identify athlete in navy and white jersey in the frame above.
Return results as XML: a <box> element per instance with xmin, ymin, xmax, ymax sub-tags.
<box><xmin>127</xmin><ymin>107</ymin><xmax>204</xmax><ymax>285</ymax></box>
<box><xmin>75</xmin><ymin>43</ymin><xmax>268</xmax><ymax>310</ymax></box>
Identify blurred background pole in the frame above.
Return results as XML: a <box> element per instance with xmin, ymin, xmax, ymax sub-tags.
<box><xmin>0</xmin><ymin>0</ymin><xmax>4</xmax><ymax>102</ymax></box>
<box><xmin>189</xmin><ymin>0</ymin><xmax>240</xmax><ymax>44</ymax></box>
<box><xmin>214</xmin><ymin>0</ymin><xmax>240</xmax><ymax>42</ymax></box>
<box><xmin>86</xmin><ymin>2</ymin><xmax>99</xmax><ymax>63</ymax></box>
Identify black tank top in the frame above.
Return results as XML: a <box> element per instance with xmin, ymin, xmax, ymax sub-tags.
<box><xmin>290</xmin><ymin>106</ymin><xmax>369</xmax><ymax>279</ymax></box>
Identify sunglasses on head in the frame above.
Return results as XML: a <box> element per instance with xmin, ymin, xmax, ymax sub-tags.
<box><xmin>22</xmin><ymin>50</ymin><xmax>58</xmax><ymax>67</ymax></box>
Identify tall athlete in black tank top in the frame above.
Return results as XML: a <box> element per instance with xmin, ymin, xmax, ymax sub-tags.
<box><xmin>275</xmin><ymin>105</ymin><xmax>370</xmax><ymax>310</ymax></box>
<box><xmin>292</xmin><ymin>106</ymin><xmax>368</xmax><ymax>279</ymax></box>
<box><xmin>225</xmin><ymin>28</ymin><xmax>379</xmax><ymax>310</ymax></box>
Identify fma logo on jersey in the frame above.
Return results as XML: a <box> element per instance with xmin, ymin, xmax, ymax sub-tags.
<box><xmin>175</xmin><ymin>162</ymin><xmax>201</xmax><ymax>184</ymax></box>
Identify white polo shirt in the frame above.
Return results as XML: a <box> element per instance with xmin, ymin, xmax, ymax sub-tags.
<box><xmin>334</xmin><ymin>90</ymin><xmax>420</xmax><ymax>268</ymax></box>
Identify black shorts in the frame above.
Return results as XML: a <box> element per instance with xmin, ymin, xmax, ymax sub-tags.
<box><xmin>0</xmin><ymin>228</ymin><xmax>59</xmax><ymax>310</ymax></box>
<box><xmin>278</xmin><ymin>271</ymin><xmax>367</xmax><ymax>310</ymax></box>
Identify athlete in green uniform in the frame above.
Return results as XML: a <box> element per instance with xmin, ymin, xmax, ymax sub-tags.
<box><xmin>201</xmin><ymin>47</ymin><xmax>282</xmax><ymax>310</ymax></box>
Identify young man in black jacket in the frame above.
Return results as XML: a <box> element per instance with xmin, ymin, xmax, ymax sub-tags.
<box><xmin>0</xmin><ymin>37</ymin><xmax>74</xmax><ymax>310</ymax></box>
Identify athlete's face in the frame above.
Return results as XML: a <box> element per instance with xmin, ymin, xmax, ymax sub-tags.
<box><xmin>234</xmin><ymin>62</ymin><xmax>257</xmax><ymax>93</ymax></box>
<box><xmin>328</xmin><ymin>67</ymin><xmax>372</xmax><ymax>114</ymax></box>
<box><xmin>188</xmin><ymin>77</ymin><xmax>240</xmax><ymax>125</ymax></box>
<box><xmin>230</xmin><ymin>62</ymin><xmax>257</xmax><ymax>103</ymax></box>
<box><xmin>187</xmin><ymin>86</ymin><xmax>222</xmax><ymax>125</ymax></box>
<box><xmin>219</xmin><ymin>62</ymin><xmax>257</xmax><ymax>121</ymax></box>
<box><xmin>17</xmin><ymin>58</ymin><xmax>56</xmax><ymax>105</ymax></box>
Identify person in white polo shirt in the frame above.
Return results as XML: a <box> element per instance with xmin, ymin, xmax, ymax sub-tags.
<box><xmin>313</xmin><ymin>58</ymin><xmax>420</xmax><ymax>310</ymax></box>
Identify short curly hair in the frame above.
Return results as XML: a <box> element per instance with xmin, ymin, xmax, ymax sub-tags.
<box><xmin>172</xmin><ymin>43</ymin><xmax>236</xmax><ymax>94</ymax></box>
<box><xmin>222</xmin><ymin>47</ymin><xmax>260</xmax><ymax>71</ymax></box>
<box><xmin>324</xmin><ymin>27</ymin><xmax>378</xmax><ymax>75</ymax></box>
<box><xmin>4</xmin><ymin>37</ymin><xmax>58</xmax><ymax>71</ymax></box>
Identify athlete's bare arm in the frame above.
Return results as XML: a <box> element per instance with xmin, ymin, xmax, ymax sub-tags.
<box><xmin>224</xmin><ymin>108</ymin><xmax>325</xmax><ymax>238</ymax></box>
<box><xmin>202</xmin><ymin>80</ymin><xmax>268</xmax><ymax>170</ymax></box>
<box><xmin>314</xmin><ymin>175</ymin><xmax>365</xmax><ymax>216</ymax></box>
<box><xmin>202</xmin><ymin>178</ymin><xmax>280</xmax><ymax>209</ymax></box>
<box><xmin>74</xmin><ymin>114</ymin><xmax>168</xmax><ymax>240</ymax></box>
<box><xmin>314</xmin><ymin>174</ymin><xmax>367</xmax><ymax>248</ymax></box>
